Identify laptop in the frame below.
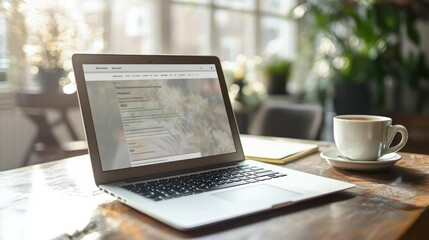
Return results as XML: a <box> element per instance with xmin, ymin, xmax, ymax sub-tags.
<box><xmin>72</xmin><ymin>54</ymin><xmax>354</xmax><ymax>230</ymax></box>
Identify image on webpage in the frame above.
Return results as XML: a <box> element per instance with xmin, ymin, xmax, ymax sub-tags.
<box><xmin>84</xmin><ymin>65</ymin><xmax>236</xmax><ymax>171</ymax></box>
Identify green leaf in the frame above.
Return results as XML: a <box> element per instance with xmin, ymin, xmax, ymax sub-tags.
<box><xmin>405</xmin><ymin>12</ymin><xmax>420</xmax><ymax>45</ymax></box>
<box><xmin>417</xmin><ymin>52</ymin><xmax>429</xmax><ymax>79</ymax></box>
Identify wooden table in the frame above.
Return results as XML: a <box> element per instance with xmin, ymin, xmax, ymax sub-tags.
<box><xmin>1</xmin><ymin>149</ymin><xmax>429</xmax><ymax>239</ymax></box>
<box><xmin>15</xmin><ymin>91</ymin><xmax>87</xmax><ymax>166</ymax></box>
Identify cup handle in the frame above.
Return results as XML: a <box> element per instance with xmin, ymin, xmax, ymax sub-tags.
<box><xmin>383</xmin><ymin>125</ymin><xmax>408</xmax><ymax>155</ymax></box>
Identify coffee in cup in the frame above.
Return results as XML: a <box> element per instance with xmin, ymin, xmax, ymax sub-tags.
<box><xmin>333</xmin><ymin>115</ymin><xmax>408</xmax><ymax>161</ymax></box>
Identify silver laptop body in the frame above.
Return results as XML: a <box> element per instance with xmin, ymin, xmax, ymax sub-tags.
<box><xmin>72</xmin><ymin>54</ymin><xmax>354</xmax><ymax>230</ymax></box>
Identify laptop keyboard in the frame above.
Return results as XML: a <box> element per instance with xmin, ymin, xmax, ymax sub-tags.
<box><xmin>122</xmin><ymin>164</ymin><xmax>287</xmax><ymax>201</ymax></box>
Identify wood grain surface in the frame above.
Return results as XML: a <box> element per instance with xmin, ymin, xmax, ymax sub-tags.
<box><xmin>1</xmin><ymin>149</ymin><xmax>428</xmax><ymax>240</ymax></box>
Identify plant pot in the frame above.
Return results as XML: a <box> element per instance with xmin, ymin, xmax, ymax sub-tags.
<box><xmin>333</xmin><ymin>82</ymin><xmax>372</xmax><ymax>115</ymax></box>
<box><xmin>35</xmin><ymin>68</ymin><xmax>66</xmax><ymax>92</ymax></box>
<box><xmin>266</xmin><ymin>74</ymin><xmax>288</xmax><ymax>95</ymax></box>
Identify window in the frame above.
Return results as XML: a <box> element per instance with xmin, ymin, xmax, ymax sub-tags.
<box><xmin>1</xmin><ymin>0</ymin><xmax>297</xmax><ymax>86</ymax></box>
<box><xmin>170</xmin><ymin>4</ymin><xmax>211</xmax><ymax>54</ymax></box>
<box><xmin>0</xmin><ymin>14</ymin><xmax>6</xmax><ymax>82</ymax></box>
<box><xmin>168</xmin><ymin>0</ymin><xmax>297</xmax><ymax>61</ymax></box>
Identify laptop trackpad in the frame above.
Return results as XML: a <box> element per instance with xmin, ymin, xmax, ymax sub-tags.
<box><xmin>213</xmin><ymin>184</ymin><xmax>303</xmax><ymax>207</ymax></box>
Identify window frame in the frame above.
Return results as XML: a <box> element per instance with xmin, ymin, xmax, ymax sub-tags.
<box><xmin>161</xmin><ymin>0</ymin><xmax>297</xmax><ymax>59</ymax></box>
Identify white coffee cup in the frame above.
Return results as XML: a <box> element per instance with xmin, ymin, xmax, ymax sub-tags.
<box><xmin>333</xmin><ymin>115</ymin><xmax>408</xmax><ymax>161</ymax></box>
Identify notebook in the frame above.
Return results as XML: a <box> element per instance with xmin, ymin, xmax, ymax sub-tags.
<box><xmin>72</xmin><ymin>54</ymin><xmax>354</xmax><ymax>230</ymax></box>
<box><xmin>241</xmin><ymin>135</ymin><xmax>318</xmax><ymax>164</ymax></box>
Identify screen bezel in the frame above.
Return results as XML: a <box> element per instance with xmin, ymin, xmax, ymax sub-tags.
<box><xmin>72</xmin><ymin>54</ymin><xmax>244</xmax><ymax>185</ymax></box>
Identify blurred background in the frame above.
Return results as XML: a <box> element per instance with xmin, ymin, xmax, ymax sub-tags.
<box><xmin>1</xmin><ymin>0</ymin><xmax>428</xmax><ymax>171</ymax></box>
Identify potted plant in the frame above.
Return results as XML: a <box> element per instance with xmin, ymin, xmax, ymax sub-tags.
<box><xmin>291</xmin><ymin>0</ymin><xmax>429</xmax><ymax>114</ymax></box>
<box><xmin>263</xmin><ymin>58</ymin><xmax>292</xmax><ymax>95</ymax></box>
<box><xmin>24</xmin><ymin>5</ymin><xmax>92</xmax><ymax>92</ymax></box>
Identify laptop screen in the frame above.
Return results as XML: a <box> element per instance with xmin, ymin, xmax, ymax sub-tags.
<box><xmin>82</xmin><ymin>63</ymin><xmax>237</xmax><ymax>171</ymax></box>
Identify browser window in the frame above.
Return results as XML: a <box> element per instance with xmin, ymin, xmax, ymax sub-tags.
<box><xmin>83</xmin><ymin>64</ymin><xmax>236</xmax><ymax>171</ymax></box>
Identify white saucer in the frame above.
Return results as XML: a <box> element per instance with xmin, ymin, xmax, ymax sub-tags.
<box><xmin>320</xmin><ymin>148</ymin><xmax>402</xmax><ymax>171</ymax></box>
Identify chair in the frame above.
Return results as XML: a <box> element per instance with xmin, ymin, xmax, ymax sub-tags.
<box><xmin>249</xmin><ymin>100</ymin><xmax>324</xmax><ymax>140</ymax></box>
